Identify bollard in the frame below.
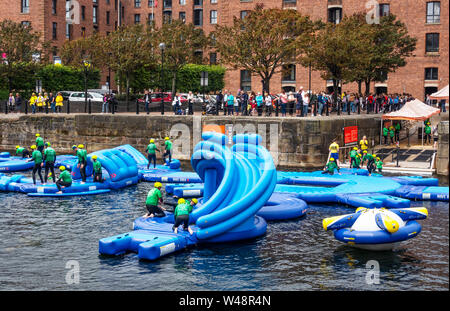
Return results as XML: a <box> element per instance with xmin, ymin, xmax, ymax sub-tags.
<box><xmin>112</xmin><ymin>101</ymin><xmax>115</xmax><ymax>114</ymax></box>
<box><xmin>275</xmin><ymin>100</ymin><xmax>279</xmax><ymax>117</ymax></box>
<box><xmin>45</xmin><ymin>102</ymin><xmax>48</xmax><ymax>114</ymax></box>
<box><xmin>67</xmin><ymin>99</ymin><xmax>70</xmax><ymax>114</ymax></box>
<box><xmin>25</xmin><ymin>100</ymin><xmax>28</xmax><ymax>115</ymax></box>
<box><xmin>326</xmin><ymin>102</ymin><xmax>329</xmax><ymax>116</ymax></box>
<box><xmin>358</xmin><ymin>101</ymin><xmax>361</xmax><ymax>114</ymax></box>
<box><xmin>136</xmin><ymin>99</ymin><xmax>139</xmax><ymax>115</ymax></box>
<box><xmin>88</xmin><ymin>99</ymin><xmax>92</xmax><ymax>114</ymax></box>
<box><xmin>4</xmin><ymin>100</ymin><xmax>8</xmax><ymax>114</ymax></box>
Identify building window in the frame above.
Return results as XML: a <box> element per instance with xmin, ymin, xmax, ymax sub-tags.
<box><xmin>52</xmin><ymin>22</ymin><xmax>57</xmax><ymax>40</ymax></box>
<box><xmin>52</xmin><ymin>0</ymin><xmax>57</xmax><ymax>14</ymax></box>
<box><xmin>210</xmin><ymin>10</ymin><xmax>217</xmax><ymax>24</ymax></box>
<box><xmin>194</xmin><ymin>0</ymin><xmax>203</xmax><ymax>5</ymax></box>
<box><xmin>163</xmin><ymin>11</ymin><xmax>172</xmax><ymax>24</ymax></box>
<box><xmin>426</xmin><ymin>2</ymin><xmax>440</xmax><ymax>23</ymax></box>
<box><xmin>426</xmin><ymin>33</ymin><xmax>439</xmax><ymax>52</ymax></box>
<box><xmin>209</xmin><ymin>52</ymin><xmax>217</xmax><ymax>65</ymax></box>
<box><xmin>240</xmin><ymin>70</ymin><xmax>251</xmax><ymax>92</ymax></box>
<box><xmin>240</xmin><ymin>10</ymin><xmax>248</xmax><ymax>20</ymax></box>
<box><xmin>21</xmin><ymin>21</ymin><xmax>31</xmax><ymax>27</ymax></box>
<box><xmin>81</xmin><ymin>6</ymin><xmax>86</xmax><ymax>21</ymax></box>
<box><xmin>283</xmin><ymin>0</ymin><xmax>297</xmax><ymax>3</ymax></box>
<box><xmin>425</xmin><ymin>68</ymin><xmax>438</xmax><ymax>80</ymax></box>
<box><xmin>379</xmin><ymin>4</ymin><xmax>390</xmax><ymax>17</ymax></box>
<box><xmin>179</xmin><ymin>0</ymin><xmax>186</xmax><ymax>5</ymax></box>
<box><xmin>81</xmin><ymin>27</ymin><xmax>86</xmax><ymax>38</ymax></box>
<box><xmin>328</xmin><ymin>7</ymin><xmax>342</xmax><ymax>24</ymax></box>
<box><xmin>21</xmin><ymin>0</ymin><xmax>30</xmax><ymax>14</ymax></box>
<box><xmin>93</xmin><ymin>6</ymin><xmax>98</xmax><ymax>24</ymax></box>
<box><xmin>135</xmin><ymin>0</ymin><xmax>141</xmax><ymax>8</ymax></box>
<box><xmin>194</xmin><ymin>9</ymin><xmax>203</xmax><ymax>26</ymax></box>
<box><xmin>211</xmin><ymin>0</ymin><xmax>218</xmax><ymax>3</ymax></box>
<box><xmin>163</xmin><ymin>0</ymin><xmax>172</xmax><ymax>8</ymax></box>
<box><xmin>179</xmin><ymin>12</ymin><xmax>186</xmax><ymax>23</ymax></box>
<box><xmin>282</xmin><ymin>64</ymin><xmax>296</xmax><ymax>82</ymax></box>
<box><xmin>134</xmin><ymin>14</ymin><xmax>141</xmax><ymax>24</ymax></box>
<box><xmin>148</xmin><ymin>0</ymin><xmax>155</xmax><ymax>7</ymax></box>
<box><xmin>106</xmin><ymin>11</ymin><xmax>110</xmax><ymax>24</ymax></box>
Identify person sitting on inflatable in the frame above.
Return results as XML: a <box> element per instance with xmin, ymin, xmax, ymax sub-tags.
<box><xmin>322</xmin><ymin>157</ymin><xmax>341</xmax><ymax>175</ymax></box>
<box><xmin>56</xmin><ymin>166</ymin><xmax>72</xmax><ymax>194</ymax></box>
<box><xmin>375</xmin><ymin>157</ymin><xmax>383</xmax><ymax>173</ymax></box>
<box><xmin>16</xmin><ymin>145</ymin><xmax>30</xmax><ymax>158</ymax></box>
<box><xmin>172</xmin><ymin>198</ymin><xmax>197</xmax><ymax>235</ymax></box>
<box><xmin>144</xmin><ymin>182</ymin><xmax>166</xmax><ymax>218</ymax></box>
<box><xmin>163</xmin><ymin>136</ymin><xmax>173</xmax><ymax>165</ymax></box>
<box><xmin>92</xmin><ymin>155</ymin><xmax>104</xmax><ymax>183</ymax></box>
<box><xmin>349</xmin><ymin>146</ymin><xmax>358</xmax><ymax>168</ymax></box>
<box><xmin>146</xmin><ymin>139</ymin><xmax>160</xmax><ymax>169</ymax></box>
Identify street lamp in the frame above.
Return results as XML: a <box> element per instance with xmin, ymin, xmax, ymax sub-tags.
<box><xmin>108</xmin><ymin>53</ymin><xmax>112</xmax><ymax>96</ymax></box>
<box><xmin>83</xmin><ymin>58</ymin><xmax>91</xmax><ymax>112</ymax></box>
<box><xmin>159</xmin><ymin>42</ymin><xmax>166</xmax><ymax>115</ymax></box>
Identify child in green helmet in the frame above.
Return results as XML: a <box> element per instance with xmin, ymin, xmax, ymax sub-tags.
<box><xmin>375</xmin><ymin>157</ymin><xmax>383</xmax><ymax>173</ymax></box>
<box><xmin>173</xmin><ymin>198</ymin><xmax>197</xmax><ymax>235</ymax></box>
<box><xmin>349</xmin><ymin>147</ymin><xmax>358</xmax><ymax>168</ymax></box>
<box><xmin>322</xmin><ymin>157</ymin><xmax>340</xmax><ymax>175</ymax></box>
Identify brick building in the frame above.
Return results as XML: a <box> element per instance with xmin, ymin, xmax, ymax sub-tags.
<box><xmin>1</xmin><ymin>0</ymin><xmax>448</xmax><ymax>100</ymax></box>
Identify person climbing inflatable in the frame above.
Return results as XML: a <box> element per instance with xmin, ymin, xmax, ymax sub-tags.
<box><xmin>376</xmin><ymin>157</ymin><xmax>383</xmax><ymax>173</ymax></box>
<box><xmin>16</xmin><ymin>145</ymin><xmax>30</xmax><ymax>158</ymax></box>
<box><xmin>163</xmin><ymin>137</ymin><xmax>172</xmax><ymax>165</ymax></box>
<box><xmin>322</xmin><ymin>157</ymin><xmax>340</xmax><ymax>175</ymax></box>
<box><xmin>146</xmin><ymin>139</ymin><xmax>160</xmax><ymax>169</ymax></box>
<box><xmin>366</xmin><ymin>153</ymin><xmax>376</xmax><ymax>176</ymax></box>
<box><xmin>144</xmin><ymin>182</ymin><xmax>166</xmax><ymax>218</ymax></box>
<box><xmin>349</xmin><ymin>147</ymin><xmax>358</xmax><ymax>168</ymax></box>
<box><xmin>92</xmin><ymin>155</ymin><xmax>104</xmax><ymax>183</ymax></box>
<box><xmin>172</xmin><ymin>198</ymin><xmax>196</xmax><ymax>235</ymax></box>
<box><xmin>56</xmin><ymin>166</ymin><xmax>72</xmax><ymax>194</ymax></box>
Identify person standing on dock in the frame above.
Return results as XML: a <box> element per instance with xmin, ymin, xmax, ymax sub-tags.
<box><xmin>144</xmin><ymin>182</ymin><xmax>166</xmax><ymax>218</ymax></box>
<box><xmin>146</xmin><ymin>139</ymin><xmax>160</xmax><ymax>169</ymax></box>
<box><xmin>389</xmin><ymin>126</ymin><xmax>395</xmax><ymax>145</ymax></box>
<box><xmin>163</xmin><ymin>137</ymin><xmax>172</xmax><ymax>165</ymax></box>
<box><xmin>395</xmin><ymin>122</ymin><xmax>401</xmax><ymax>142</ymax></box>
<box><xmin>424</xmin><ymin>122</ymin><xmax>432</xmax><ymax>145</ymax></box>
<box><xmin>43</xmin><ymin>142</ymin><xmax>56</xmax><ymax>184</ymax></box>
<box><xmin>27</xmin><ymin>145</ymin><xmax>44</xmax><ymax>185</ymax></box>
<box><xmin>383</xmin><ymin>124</ymin><xmax>389</xmax><ymax>145</ymax></box>
<box><xmin>359</xmin><ymin>136</ymin><xmax>369</xmax><ymax>152</ymax></box>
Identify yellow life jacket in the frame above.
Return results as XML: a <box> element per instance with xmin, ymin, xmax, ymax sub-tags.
<box><xmin>55</xmin><ymin>95</ymin><xmax>64</xmax><ymax>106</ymax></box>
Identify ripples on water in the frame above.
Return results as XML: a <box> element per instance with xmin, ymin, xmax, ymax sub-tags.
<box><xmin>0</xmin><ymin>174</ymin><xmax>448</xmax><ymax>291</ymax></box>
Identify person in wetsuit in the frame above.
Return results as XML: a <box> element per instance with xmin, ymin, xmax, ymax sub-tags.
<box><xmin>92</xmin><ymin>155</ymin><xmax>104</xmax><ymax>183</ymax></box>
<box><xmin>163</xmin><ymin>137</ymin><xmax>172</xmax><ymax>165</ymax></box>
<box><xmin>146</xmin><ymin>139</ymin><xmax>160</xmax><ymax>169</ymax></box>
<box><xmin>35</xmin><ymin>133</ymin><xmax>45</xmax><ymax>154</ymax></box>
<box><xmin>366</xmin><ymin>153</ymin><xmax>376</xmax><ymax>176</ymax></box>
<box><xmin>43</xmin><ymin>142</ymin><xmax>56</xmax><ymax>184</ymax></box>
<box><xmin>16</xmin><ymin>145</ymin><xmax>30</xmax><ymax>158</ymax></box>
<box><xmin>56</xmin><ymin>166</ymin><xmax>72</xmax><ymax>193</ymax></box>
<box><xmin>144</xmin><ymin>182</ymin><xmax>166</xmax><ymax>218</ymax></box>
<box><xmin>27</xmin><ymin>145</ymin><xmax>44</xmax><ymax>185</ymax></box>
<box><xmin>322</xmin><ymin>157</ymin><xmax>341</xmax><ymax>175</ymax></box>
<box><xmin>172</xmin><ymin>198</ymin><xmax>197</xmax><ymax>235</ymax></box>
<box><xmin>76</xmin><ymin>144</ymin><xmax>87</xmax><ymax>183</ymax></box>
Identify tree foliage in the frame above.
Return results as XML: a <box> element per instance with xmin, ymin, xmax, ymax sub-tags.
<box><xmin>213</xmin><ymin>7</ymin><xmax>320</xmax><ymax>94</ymax></box>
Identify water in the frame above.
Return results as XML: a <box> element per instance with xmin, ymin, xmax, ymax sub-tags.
<box><xmin>0</xmin><ymin>175</ymin><xmax>448</xmax><ymax>291</ymax></box>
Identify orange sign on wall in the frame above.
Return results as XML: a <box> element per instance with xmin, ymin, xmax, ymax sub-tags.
<box><xmin>202</xmin><ymin>124</ymin><xmax>225</xmax><ymax>134</ymax></box>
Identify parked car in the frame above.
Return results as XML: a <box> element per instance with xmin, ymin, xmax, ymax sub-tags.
<box><xmin>59</xmin><ymin>91</ymin><xmax>74</xmax><ymax>100</ymax></box>
<box><xmin>137</xmin><ymin>92</ymin><xmax>188</xmax><ymax>107</ymax></box>
<box><xmin>68</xmin><ymin>92</ymin><xmax>104</xmax><ymax>104</ymax></box>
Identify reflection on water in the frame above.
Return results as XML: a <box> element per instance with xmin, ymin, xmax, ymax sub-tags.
<box><xmin>0</xmin><ymin>174</ymin><xmax>448</xmax><ymax>290</ymax></box>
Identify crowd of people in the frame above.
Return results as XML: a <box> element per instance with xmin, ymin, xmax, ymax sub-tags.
<box><xmin>6</xmin><ymin>92</ymin><xmax>64</xmax><ymax>113</ymax></box>
<box><xmin>210</xmin><ymin>88</ymin><xmax>418</xmax><ymax>117</ymax></box>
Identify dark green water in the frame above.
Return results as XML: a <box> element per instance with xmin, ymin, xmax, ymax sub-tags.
<box><xmin>0</xmin><ymin>173</ymin><xmax>448</xmax><ymax>291</ymax></box>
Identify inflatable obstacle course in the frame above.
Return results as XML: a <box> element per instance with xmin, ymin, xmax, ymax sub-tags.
<box><xmin>99</xmin><ymin>132</ymin><xmax>277</xmax><ymax>260</ymax></box>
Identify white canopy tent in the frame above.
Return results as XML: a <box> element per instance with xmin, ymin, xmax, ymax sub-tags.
<box><xmin>429</xmin><ymin>84</ymin><xmax>449</xmax><ymax>100</ymax></box>
<box><xmin>381</xmin><ymin>99</ymin><xmax>441</xmax><ymax>146</ymax></box>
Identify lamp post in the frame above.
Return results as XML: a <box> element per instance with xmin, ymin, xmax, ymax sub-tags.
<box><xmin>108</xmin><ymin>53</ymin><xmax>112</xmax><ymax>96</ymax></box>
<box><xmin>159</xmin><ymin>42</ymin><xmax>166</xmax><ymax>115</ymax></box>
<box><xmin>83</xmin><ymin>59</ymin><xmax>91</xmax><ymax>113</ymax></box>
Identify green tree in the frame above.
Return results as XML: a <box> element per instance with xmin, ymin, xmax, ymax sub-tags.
<box><xmin>213</xmin><ymin>7</ymin><xmax>319</xmax><ymax>95</ymax></box>
<box><xmin>105</xmin><ymin>24</ymin><xmax>155</xmax><ymax>110</ymax></box>
<box><xmin>154</xmin><ymin>20</ymin><xmax>208</xmax><ymax>97</ymax></box>
<box><xmin>0</xmin><ymin>20</ymin><xmax>47</xmax><ymax>92</ymax></box>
